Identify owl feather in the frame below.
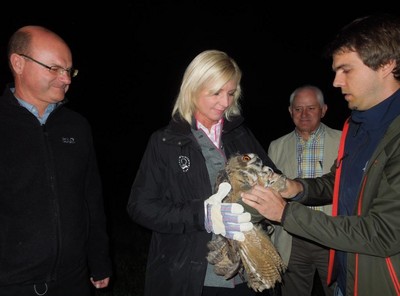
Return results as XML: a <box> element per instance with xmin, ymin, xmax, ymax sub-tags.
<box><xmin>206</xmin><ymin>153</ymin><xmax>287</xmax><ymax>292</ymax></box>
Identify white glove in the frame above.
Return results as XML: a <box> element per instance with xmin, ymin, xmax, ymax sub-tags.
<box><xmin>204</xmin><ymin>182</ymin><xmax>253</xmax><ymax>241</ymax></box>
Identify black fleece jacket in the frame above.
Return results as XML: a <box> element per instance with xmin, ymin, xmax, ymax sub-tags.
<box><xmin>0</xmin><ymin>85</ymin><xmax>112</xmax><ymax>285</ymax></box>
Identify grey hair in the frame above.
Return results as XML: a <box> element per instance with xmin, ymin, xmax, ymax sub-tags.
<box><xmin>289</xmin><ymin>85</ymin><xmax>325</xmax><ymax>107</ymax></box>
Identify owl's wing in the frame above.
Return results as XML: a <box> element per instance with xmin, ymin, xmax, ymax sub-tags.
<box><xmin>206</xmin><ymin>234</ymin><xmax>243</xmax><ymax>279</ymax></box>
<box><xmin>238</xmin><ymin>225</ymin><xmax>286</xmax><ymax>292</ymax></box>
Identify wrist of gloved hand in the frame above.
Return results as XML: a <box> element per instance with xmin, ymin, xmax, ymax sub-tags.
<box><xmin>204</xmin><ymin>182</ymin><xmax>253</xmax><ymax>241</ymax></box>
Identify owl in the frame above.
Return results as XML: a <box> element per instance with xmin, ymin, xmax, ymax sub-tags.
<box><xmin>206</xmin><ymin>153</ymin><xmax>287</xmax><ymax>292</ymax></box>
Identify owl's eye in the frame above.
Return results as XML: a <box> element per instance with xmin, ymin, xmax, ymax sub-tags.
<box><xmin>242</xmin><ymin>154</ymin><xmax>251</xmax><ymax>161</ymax></box>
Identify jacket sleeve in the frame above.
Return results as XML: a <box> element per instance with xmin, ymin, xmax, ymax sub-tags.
<box><xmin>294</xmin><ymin>166</ymin><xmax>336</xmax><ymax>206</ymax></box>
<box><xmin>282</xmin><ymin>158</ymin><xmax>400</xmax><ymax>257</ymax></box>
<box><xmin>127</xmin><ymin>131</ymin><xmax>208</xmax><ymax>234</ymax></box>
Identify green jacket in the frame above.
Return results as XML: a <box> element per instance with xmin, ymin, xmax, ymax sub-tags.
<box><xmin>283</xmin><ymin>115</ymin><xmax>400</xmax><ymax>295</ymax></box>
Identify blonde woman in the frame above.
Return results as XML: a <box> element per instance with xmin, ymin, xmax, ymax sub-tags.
<box><xmin>127</xmin><ymin>50</ymin><xmax>279</xmax><ymax>296</ymax></box>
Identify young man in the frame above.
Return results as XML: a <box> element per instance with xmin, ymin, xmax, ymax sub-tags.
<box><xmin>242</xmin><ymin>14</ymin><xmax>400</xmax><ymax>296</ymax></box>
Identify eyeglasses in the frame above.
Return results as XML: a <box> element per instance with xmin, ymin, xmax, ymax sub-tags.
<box><xmin>18</xmin><ymin>54</ymin><xmax>79</xmax><ymax>78</ymax></box>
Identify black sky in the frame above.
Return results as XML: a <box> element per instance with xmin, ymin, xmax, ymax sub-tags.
<box><xmin>2</xmin><ymin>5</ymin><xmax>398</xmax><ymax>293</ymax></box>
<box><xmin>0</xmin><ymin>3</ymin><xmax>396</xmax><ymax>209</ymax></box>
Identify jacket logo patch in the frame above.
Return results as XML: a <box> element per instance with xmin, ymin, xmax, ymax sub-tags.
<box><xmin>62</xmin><ymin>137</ymin><xmax>76</xmax><ymax>144</ymax></box>
<box><xmin>178</xmin><ymin>156</ymin><xmax>190</xmax><ymax>172</ymax></box>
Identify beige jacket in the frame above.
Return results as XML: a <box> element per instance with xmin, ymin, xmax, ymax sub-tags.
<box><xmin>267</xmin><ymin>123</ymin><xmax>341</xmax><ymax>265</ymax></box>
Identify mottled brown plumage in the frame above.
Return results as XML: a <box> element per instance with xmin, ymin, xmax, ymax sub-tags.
<box><xmin>206</xmin><ymin>153</ymin><xmax>287</xmax><ymax>292</ymax></box>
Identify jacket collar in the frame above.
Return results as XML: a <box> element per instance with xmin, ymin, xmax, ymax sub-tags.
<box><xmin>167</xmin><ymin>114</ymin><xmax>244</xmax><ymax>136</ymax></box>
<box><xmin>1</xmin><ymin>83</ymin><xmax>69</xmax><ymax>107</ymax></box>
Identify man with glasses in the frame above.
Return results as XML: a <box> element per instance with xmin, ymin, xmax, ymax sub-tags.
<box><xmin>0</xmin><ymin>25</ymin><xmax>112</xmax><ymax>295</ymax></box>
<box><xmin>18</xmin><ymin>53</ymin><xmax>79</xmax><ymax>78</ymax></box>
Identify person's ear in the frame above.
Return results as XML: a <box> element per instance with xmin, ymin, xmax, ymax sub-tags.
<box><xmin>381</xmin><ymin>59</ymin><xmax>396</xmax><ymax>78</ymax></box>
<box><xmin>321</xmin><ymin>104</ymin><xmax>328</xmax><ymax>118</ymax></box>
<box><xmin>288</xmin><ymin>106</ymin><xmax>293</xmax><ymax>117</ymax></box>
<box><xmin>10</xmin><ymin>53</ymin><xmax>25</xmax><ymax>74</ymax></box>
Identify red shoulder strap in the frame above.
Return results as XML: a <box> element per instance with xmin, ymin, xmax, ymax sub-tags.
<box><xmin>327</xmin><ymin>117</ymin><xmax>350</xmax><ymax>284</ymax></box>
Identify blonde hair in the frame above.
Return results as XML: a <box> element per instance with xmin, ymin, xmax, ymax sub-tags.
<box><xmin>172</xmin><ymin>50</ymin><xmax>242</xmax><ymax>123</ymax></box>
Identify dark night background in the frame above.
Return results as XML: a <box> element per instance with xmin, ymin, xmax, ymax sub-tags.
<box><xmin>0</xmin><ymin>3</ymin><xmax>397</xmax><ymax>295</ymax></box>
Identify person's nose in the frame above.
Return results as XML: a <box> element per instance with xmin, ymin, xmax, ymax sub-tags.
<box><xmin>332</xmin><ymin>72</ymin><xmax>343</xmax><ymax>88</ymax></box>
<box><xmin>299</xmin><ymin>109</ymin><xmax>309</xmax><ymax>117</ymax></box>
<box><xmin>58</xmin><ymin>72</ymin><xmax>72</xmax><ymax>84</ymax></box>
<box><xmin>219</xmin><ymin>94</ymin><xmax>230</xmax><ymax>108</ymax></box>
